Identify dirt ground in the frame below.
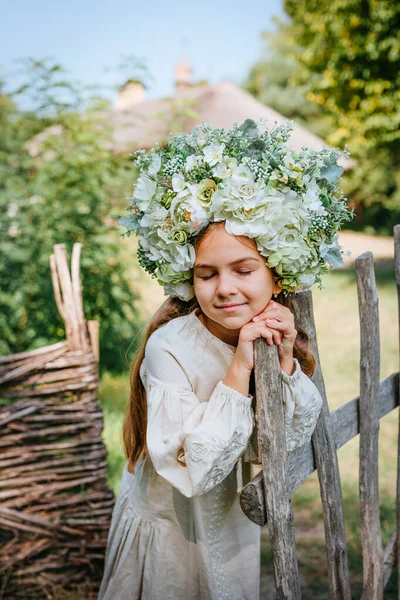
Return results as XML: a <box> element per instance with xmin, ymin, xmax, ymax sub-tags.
<box><xmin>339</xmin><ymin>231</ymin><xmax>394</xmax><ymax>267</ymax></box>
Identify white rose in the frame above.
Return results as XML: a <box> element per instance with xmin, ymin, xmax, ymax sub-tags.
<box><xmin>169</xmin><ymin>189</ymin><xmax>209</xmax><ymax>234</ymax></box>
<box><xmin>230</xmin><ymin>164</ymin><xmax>254</xmax><ymax>184</ymax></box>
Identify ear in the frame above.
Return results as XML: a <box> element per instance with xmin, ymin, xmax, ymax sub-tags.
<box><xmin>273</xmin><ymin>283</ymin><xmax>282</xmax><ymax>297</ymax></box>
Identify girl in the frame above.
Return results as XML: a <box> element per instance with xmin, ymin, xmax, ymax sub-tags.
<box><xmin>99</xmin><ymin>121</ymin><xmax>352</xmax><ymax>599</ymax></box>
<box><xmin>98</xmin><ymin>221</ymin><xmax>323</xmax><ymax>600</ymax></box>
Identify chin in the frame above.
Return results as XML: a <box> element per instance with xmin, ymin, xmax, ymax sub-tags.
<box><xmin>213</xmin><ymin>312</ymin><xmax>250</xmax><ymax>329</ymax></box>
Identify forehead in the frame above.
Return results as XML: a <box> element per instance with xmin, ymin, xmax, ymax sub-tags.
<box><xmin>194</xmin><ymin>226</ymin><xmax>260</xmax><ymax>266</ymax></box>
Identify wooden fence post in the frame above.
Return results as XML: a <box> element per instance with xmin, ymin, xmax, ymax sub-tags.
<box><xmin>356</xmin><ymin>252</ymin><xmax>383</xmax><ymax>599</ymax></box>
<box><xmin>254</xmin><ymin>338</ymin><xmax>301</xmax><ymax>599</ymax></box>
<box><xmin>394</xmin><ymin>224</ymin><xmax>400</xmax><ymax>591</ymax></box>
<box><xmin>290</xmin><ymin>292</ymin><xmax>352</xmax><ymax>600</ymax></box>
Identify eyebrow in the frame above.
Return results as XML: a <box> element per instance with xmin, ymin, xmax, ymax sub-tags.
<box><xmin>194</xmin><ymin>257</ymin><xmax>260</xmax><ymax>270</ymax></box>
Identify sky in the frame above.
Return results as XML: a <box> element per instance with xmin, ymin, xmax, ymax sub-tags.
<box><xmin>1</xmin><ymin>0</ymin><xmax>283</xmax><ymax>102</ymax></box>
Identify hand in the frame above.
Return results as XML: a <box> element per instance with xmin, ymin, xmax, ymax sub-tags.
<box><xmin>251</xmin><ymin>300</ymin><xmax>297</xmax><ymax>373</ymax></box>
<box><xmin>233</xmin><ymin>318</ymin><xmax>289</xmax><ymax>373</ymax></box>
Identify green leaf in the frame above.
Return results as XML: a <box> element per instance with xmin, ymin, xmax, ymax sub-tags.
<box><xmin>238</xmin><ymin>119</ymin><xmax>259</xmax><ymax>140</ymax></box>
<box><xmin>320</xmin><ymin>163</ymin><xmax>344</xmax><ymax>183</ymax></box>
<box><xmin>117</xmin><ymin>214</ymin><xmax>141</xmax><ymax>231</ymax></box>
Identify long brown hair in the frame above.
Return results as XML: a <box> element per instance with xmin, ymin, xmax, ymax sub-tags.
<box><xmin>123</xmin><ymin>222</ymin><xmax>316</xmax><ymax>471</ymax></box>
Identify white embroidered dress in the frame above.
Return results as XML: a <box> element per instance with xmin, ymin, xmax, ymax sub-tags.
<box><xmin>99</xmin><ymin>309</ymin><xmax>323</xmax><ymax>600</ymax></box>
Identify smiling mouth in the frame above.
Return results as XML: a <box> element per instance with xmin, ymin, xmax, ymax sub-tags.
<box><xmin>216</xmin><ymin>303</ymin><xmax>245</xmax><ymax>309</ymax></box>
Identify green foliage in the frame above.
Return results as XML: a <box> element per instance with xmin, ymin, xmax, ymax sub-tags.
<box><xmin>0</xmin><ymin>60</ymin><xmax>143</xmax><ymax>373</ymax></box>
<box><xmin>284</xmin><ymin>0</ymin><xmax>400</xmax><ymax>153</ymax></box>
<box><xmin>282</xmin><ymin>0</ymin><xmax>400</xmax><ymax>233</ymax></box>
<box><xmin>243</xmin><ymin>18</ymin><xmax>335</xmax><ymax>141</ymax></box>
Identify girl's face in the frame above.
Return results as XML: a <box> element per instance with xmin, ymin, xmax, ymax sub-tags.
<box><xmin>193</xmin><ymin>224</ymin><xmax>281</xmax><ymax>335</ymax></box>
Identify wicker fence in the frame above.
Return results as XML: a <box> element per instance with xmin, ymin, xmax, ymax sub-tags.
<box><xmin>0</xmin><ymin>244</ymin><xmax>114</xmax><ymax>599</ymax></box>
<box><xmin>240</xmin><ymin>226</ymin><xmax>400</xmax><ymax>598</ymax></box>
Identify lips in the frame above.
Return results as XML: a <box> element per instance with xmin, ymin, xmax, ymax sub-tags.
<box><xmin>216</xmin><ymin>303</ymin><xmax>246</xmax><ymax>311</ymax></box>
<box><xmin>217</xmin><ymin>304</ymin><xmax>242</xmax><ymax>308</ymax></box>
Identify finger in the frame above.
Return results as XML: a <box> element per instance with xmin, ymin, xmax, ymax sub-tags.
<box><xmin>256</xmin><ymin>324</ymin><xmax>281</xmax><ymax>346</ymax></box>
<box><xmin>265</xmin><ymin>319</ymin><xmax>295</xmax><ymax>337</ymax></box>
<box><xmin>253</xmin><ymin>309</ymin><xmax>282</xmax><ymax>322</ymax></box>
<box><xmin>260</xmin><ymin>327</ymin><xmax>274</xmax><ymax>345</ymax></box>
<box><xmin>264</xmin><ymin>324</ymin><xmax>282</xmax><ymax>345</ymax></box>
<box><xmin>253</xmin><ymin>304</ymin><xmax>294</xmax><ymax>322</ymax></box>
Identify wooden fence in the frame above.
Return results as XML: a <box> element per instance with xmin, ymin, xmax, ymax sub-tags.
<box><xmin>0</xmin><ymin>244</ymin><xmax>114</xmax><ymax>599</ymax></box>
<box><xmin>240</xmin><ymin>226</ymin><xmax>400</xmax><ymax>599</ymax></box>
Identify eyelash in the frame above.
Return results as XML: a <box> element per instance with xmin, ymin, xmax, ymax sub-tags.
<box><xmin>199</xmin><ymin>271</ymin><xmax>252</xmax><ymax>281</ymax></box>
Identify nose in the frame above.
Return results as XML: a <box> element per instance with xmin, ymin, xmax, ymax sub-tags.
<box><xmin>216</xmin><ymin>273</ymin><xmax>238</xmax><ymax>298</ymax></box>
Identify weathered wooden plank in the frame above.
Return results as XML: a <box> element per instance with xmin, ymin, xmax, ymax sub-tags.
<box><xmin>240</xmin><ymin>373</ymin><xmax>398</xmax><ymax>524</ymax></box>
<box><xmin>254</xmin><ymin>338</ymin><xmax>301</xmax><ymax>599</ymax></box>
<box><xmin>356</xmin><ymin>252</ymin><xmax>383</xmax><ymax>599</ymax></box>
<box><xmin>394</xmin><ymin>223</ymin><xmax>400</xmax><ymax>592</ymax></box>
<box><xmin>382</xmin><ymin>531</ymin><xmax>396</xmax><ymax>589</ymax></box>
<box><xmin>291</xmin><ymin>291</ymin><xmax>352</xmax><ymax>599</ymax></box>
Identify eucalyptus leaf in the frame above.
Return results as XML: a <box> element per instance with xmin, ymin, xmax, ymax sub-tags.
<box><xmin>238</xmin><ymin>119</ymin><xmax>259</xmax><ymax>140</ymax></box>
<box><xmin>265</xmin><ymin>151</ymin><xmax>280</xmax><ymax>169</ymax></box>
<box><xmin>325</xmin><ymin>246</ymin><xmax>344</xmax><ymax>268</ymax></box>
<box><xmin>244</xmin><ymin>140</ymin><xmax>266</xmax><ymax>160</ymax></box>
<box><xmin>117</xmin><ymin>214</ymin><xmax>141</xmax><ymax>231</ymax></box>
<box><xmin>320</xmin><ymin>162</ymin><xmax>344</xmax><ymax>183</ymax></box>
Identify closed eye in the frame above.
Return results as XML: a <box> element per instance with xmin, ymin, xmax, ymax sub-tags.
<box><xmin>198</xmin><ymin>271</ymin><xmax>253</xmax><ymax>280</ymax></box>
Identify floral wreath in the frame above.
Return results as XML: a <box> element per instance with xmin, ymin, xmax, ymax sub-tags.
<box><xmin>118</xmin><ymin>119</ymin><xmax>354</xmax><ymax>301</ymax></box>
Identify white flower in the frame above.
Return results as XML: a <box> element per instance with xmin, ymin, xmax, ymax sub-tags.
<box><xmin>212</xmin><ymin>157</ymin><xmax>238</xmax><ymax>179</ymax></box>
<box><xmin>163</xmin><ymin>282</ymin><xmax>195</xmax><ymax>301</ymax></box>
<box><xmin>302</xmin><ymin>180</ymin><xmax>326</xmax><ymax>214</ymax></box>
<box><xmin>267</xmin><ymin>242</ymin><xmax>319</xmax><ymax>278</ymax></box>
<box><xmin>203</xmin><ymin>142</ymin><xmax>225</xmax><ymax>166</ymax></box>
<box><xmin>133</xmin><ymin>175</ymin><xmax>157</xmax><ymax>211</ymax></box>
<box><xmin>148</xmin><ymin>153</ymin><xmax>161</xmax><ymax>176</ymax></box>
<box><xmin>172</xmin><ymin>173</ymin><xmax>187</xmax><ymax>195</ymax></box>
<box><xmin>230</xmin><ymin>164</ymin><xmax>254</xmax><ymax>184</ymax></box>
<box><xmin>184</xmin><ymin>155</ymin><xmax>201</xmax><ymax>171</ymax></box>
<box><xmin>122</xmin><ymin>120</ymin><xmax>353</xmax><ymax>297</ymax></box>
<box><xmin>170</xmin><ymin>188</ymin><xmax>209</xmax><ymax>234</ymax></box>
<box><xmin>320</xmin><ymin>234</ymin><xmax>344</xmax><ymax>267</ymax></box>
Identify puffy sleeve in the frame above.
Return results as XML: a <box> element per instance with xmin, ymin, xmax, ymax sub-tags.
<box><xmin>142</xmin><ymin>332</ymin><xmax>254</xmax><ymax>498</ymax></box>
<box><xmin>281</xmin><ymin>358</ymin><xmax>323</xmax><ymax>452</ymax></box>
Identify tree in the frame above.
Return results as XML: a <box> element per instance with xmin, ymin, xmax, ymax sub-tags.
<box><xmin>243</xmin><ymin>17</ymin><xmax>335</xmax><ymax>140</ymax></box>
<box><xmin>0</xmin><ymin>60</ymin><xmax>143</xmax><ymax>373</ymax></box>
<box><xmin>283</xmin><ymin>0</ymin><xmax>400</xmax><ymax>232</ymax></box>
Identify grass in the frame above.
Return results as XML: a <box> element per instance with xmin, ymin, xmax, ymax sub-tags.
<box><xmin>99</xmin><ymin>257</ymin><xmax>399</xmax><ymax>598</ymax></box>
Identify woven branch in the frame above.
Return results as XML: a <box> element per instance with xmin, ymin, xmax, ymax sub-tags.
<box><xmin>0</xmin><ymin>243</ymin><xmax>113</xmax><ymax>600</ymax></box>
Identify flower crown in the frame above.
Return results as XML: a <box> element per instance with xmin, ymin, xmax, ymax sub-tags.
<box><xmin>118</xmin><ymin>119</ymin><xmax>354</xmax><ymax>301</ymax></box>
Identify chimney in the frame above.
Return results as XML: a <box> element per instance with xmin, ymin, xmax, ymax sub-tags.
<box><xmin>115</xmin><ymin>80</ymin><xmax>146</xmax><ymax>110</ymax></box>
<box><xmin>175</xmin><ymin>58</ymin><xmax>192</xmax><ymax>96</ymax></box>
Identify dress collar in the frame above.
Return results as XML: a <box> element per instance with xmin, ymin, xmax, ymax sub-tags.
<box><xmin>188</xmin><ymin>309</ymin><xmax>237</xmax><ymax>355</ymax></box>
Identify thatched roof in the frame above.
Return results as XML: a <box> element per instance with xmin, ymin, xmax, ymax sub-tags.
<box><xmin>109</xmin><ymin>81</ymin><xmax>355</xmax><ymax>170</ymax></box>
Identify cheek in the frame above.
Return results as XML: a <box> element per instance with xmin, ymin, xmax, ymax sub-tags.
<box><xmin>193</xmin><ymin>280</ymin><xmax>213</xmax><ymax>303</ymax></box>
<box><xmin>247</xmin><ymin>273</ymin><xmax>274</xmax><ymax>303</ymax></box>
